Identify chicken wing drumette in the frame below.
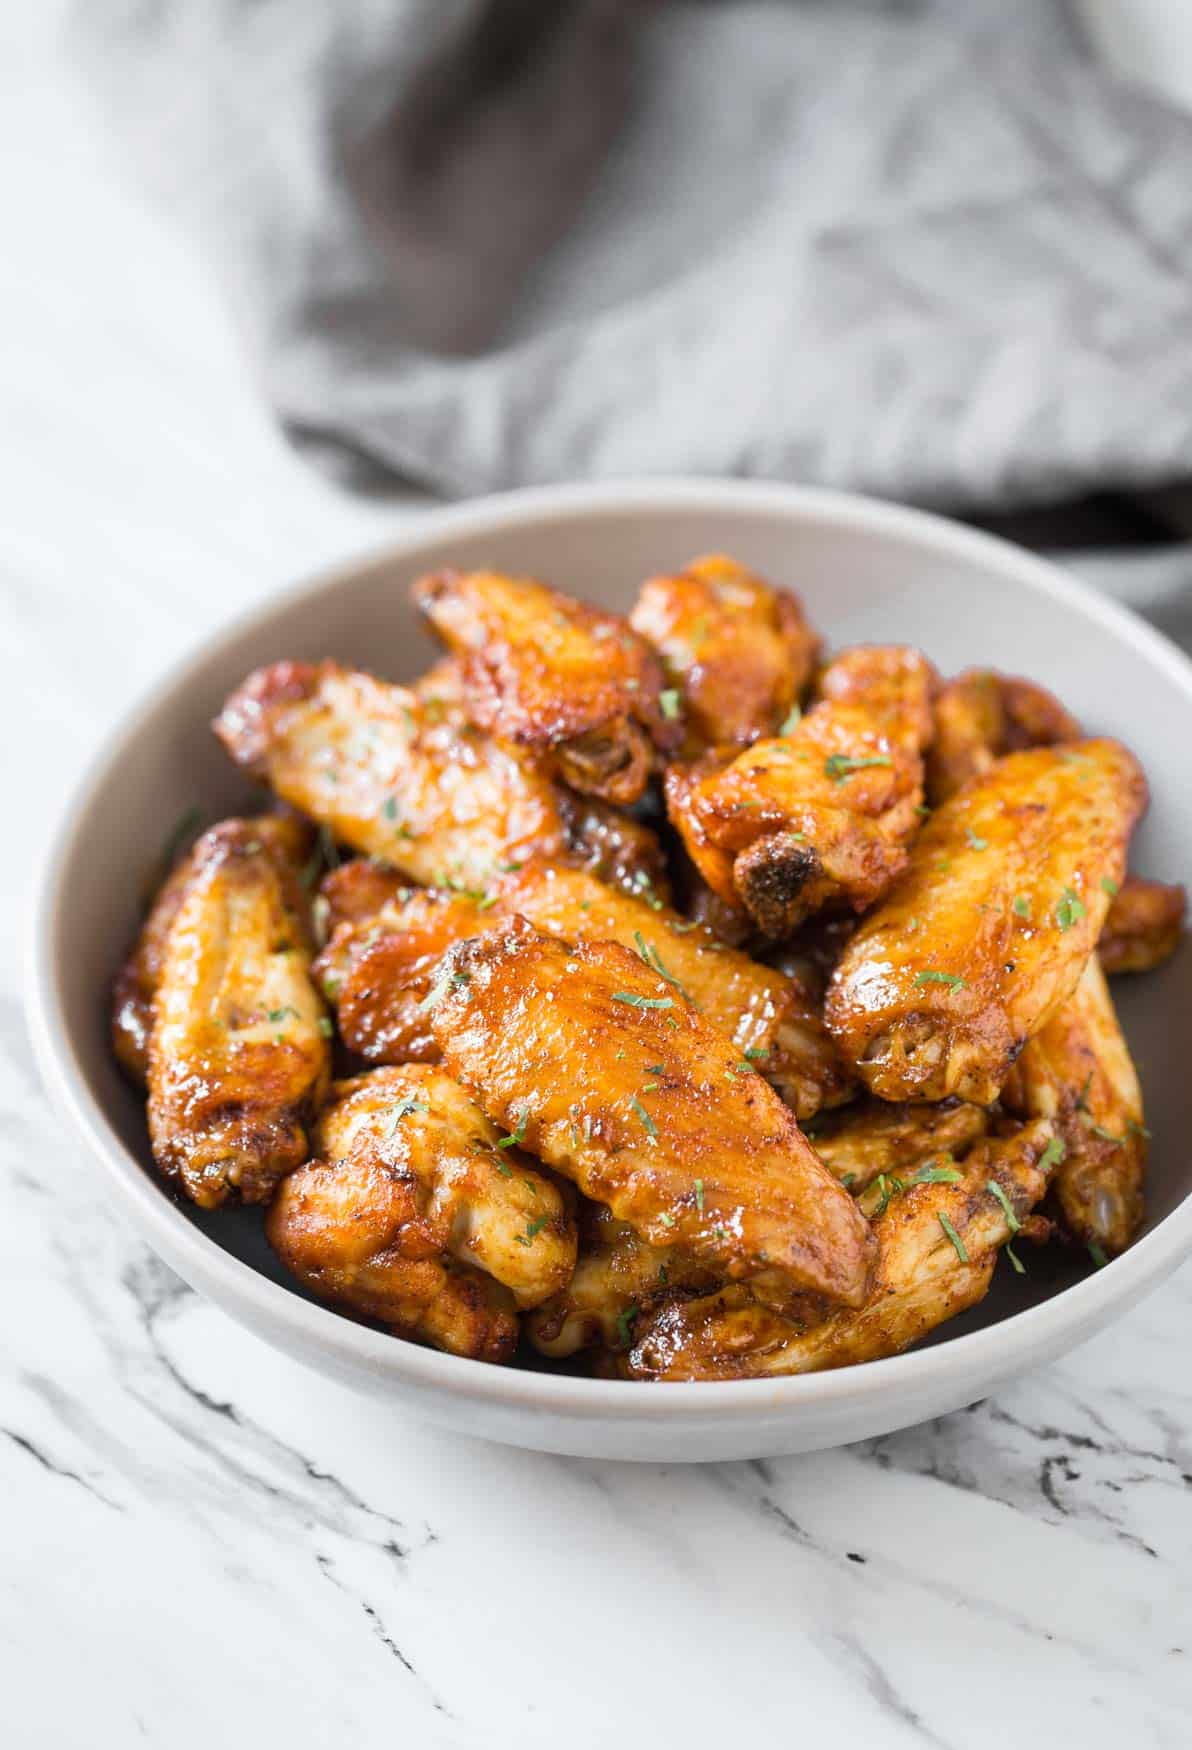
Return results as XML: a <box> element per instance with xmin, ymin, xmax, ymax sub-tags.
<box><xmin>315</xmin><ymin>860</ymin><xmax>854</xmax><ymax>1119</ymax></box>
<box><xmin>927</xmin><ymin>668</ymin><xmax>1081</xmax><ymax>805</ymax></box>
<box><xmin>622</xmin><ymin>1121</ymin><xmax>1058</xmax><ymax>1380</ymax></box>
<box><xmin>267</xmin><ymin>1065</ymin><xmax>577</xmax><ymax>1363</ymax></box>
<box><xmin>629</xmin><ymin>553</ymin><xmax>819</xmax><ymax>752</ymax></box>
<box><xmin>666</xmin><ymin>645</ymin><xmax>935</xmax><ymax>938</ymax></box>
<box><xmin>146</xmin><ymin>818</ymin><xmax>330</xmax><ymax>1209</ymax></box>
<box><xmin>1003</xmin><ymin>955</ymin><xmax>1146</xmax><ymax>1254</ymax></box>
<box><xmin>427</xmin><ymin>918</ymin><xmax>876</xmax><ymax>1309</ymax></box>
<box><xmin>1098</xmin><ymin>875</ymin><xmax>1186</xmax><ymax>976</ymax></box>
<box><xmin>809</xmin><ymin>1098</ymin><xmax>989</xmax><ymax>1194</ymax></box>
<box><xmin>413</xmin><ymin>569</ymin><xmax>679</xmax><ymax>804</ymax></box>
<box><xmin>826</xmin><ymin>739</ymin><xmax>1147</xmax><ymax>1104</ymax></box>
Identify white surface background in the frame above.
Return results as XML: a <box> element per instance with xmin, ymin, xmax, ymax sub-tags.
<box><xmin>5</xmin><ymin>11</ymin><xmax>1192</xmax><ymax>1747</ymax></box>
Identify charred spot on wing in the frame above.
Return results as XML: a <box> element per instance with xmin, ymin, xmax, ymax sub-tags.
<box><xmin>733</xmin><ymin>833</ymin><xmax>822</xmax><ymax>937</ymax></box>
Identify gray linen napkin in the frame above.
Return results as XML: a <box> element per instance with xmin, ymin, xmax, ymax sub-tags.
<box><xmin>74</xmin><ymin>0</ymin><xmax>1192</xmax><ymax>511</ymax></box>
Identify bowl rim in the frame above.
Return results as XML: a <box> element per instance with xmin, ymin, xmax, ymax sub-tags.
<box><xmin>26</xmin><ymin>476</ymin><xmax>1192</xmax><ymax>1423</ymax></box>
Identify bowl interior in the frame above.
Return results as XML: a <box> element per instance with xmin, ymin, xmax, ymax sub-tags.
<box><xmin>46</xmin><ymin>492</ymin><xmax>1192</xmax><ymax>1360</ymax></box>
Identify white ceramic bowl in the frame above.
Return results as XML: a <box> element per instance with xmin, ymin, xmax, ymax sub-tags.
<box><xmin>27</xmin><ymin>481</ymin><xmax>1192</xmax><ymax>1462</ymax></box>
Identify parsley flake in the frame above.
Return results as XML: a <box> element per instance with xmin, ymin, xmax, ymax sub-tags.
<box><xmin>497</xmin><ymin>1108</ymin><xmax>529</xmax><ymax>1150</ymax></box>
<box><xmin>914</xmin><ymin>970</ymin><xmax>966</xmax><ymax>991</ymax></box>
<box><xmin>630</xmin><ymin>1095</ymin><xmax>658</xmax><ymax>1139</ymax></box>
<box><xmin>986</xmin><ymin>1180</ymin><xmax>1021</xmax><ymax>1232</ymax></box>
<box><xmin>1100</xmin><ymin>876</ymin><xmax>1119</xmax><ymax>898</ymax></box>
<box><xmin>659</xmin><ymin>688</ymin><xmax>681</xmax><ymax>721</ymax></box>
<box><xmin>611</xmin><ymin>991</ymin><xmax>674</xmax><ymax>1011</ymax></box>
<box><xmin>1088</xmin><ymin>1242</ymin><xmax>1109</xmax><ymax>1269</ymax></box>
<box><xmin>824</xmin><ymin>753</ymin><xmax>893</xmax><ymax>784</ymax></box>
<box><xmin>965</xmin><ymin>830</ymin><xmax>989</xmax><ymax>851</ymax></box>
<box><xmin>694</xmin><ymin>1178</ymin><xmax>705</xmax><ymax>1215</ymax></box>
<box><xmin>1038</xmin><ymin>1135</ymin><xmax>1067</xmax><ymax>1172</ymax></box>
<box><xmin>1055</xmin><ymin>885</ymin><xmax>1087</xmax><ymax>932</ymax></box>
<box><xmin>1013</xmin><ymin>895</ymin><xmax>1031</xmax><ymax>919</ymax></box>
<box><xmin>615</xmin><ymin>1304</ymin><xmax>639</xmax><ymax>1347</ymax></box>
<box><xmin>937</xmin><ymin>1212</ymin><xmax>968</xmax><ymax>1263</ymax></box>
<box><xmin>779</xmin><ymin>704</ymin><xmax>803</xmax><ymax>735</ymax></box>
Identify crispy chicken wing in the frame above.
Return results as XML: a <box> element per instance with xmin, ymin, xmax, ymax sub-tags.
<box><xmin>927</xmin><ymin>668</ymin><xmax>1081</xmax><ymax>804</ymax></box>
<box><xmin>826</xmin><ymin>739</ymin><xmax>1147</xmax><ymax>1104</ymax></box>
<box><xmin>1099</xmin><ymin>875</ymin><xmax>1186</xmax><ymax>976</ymax></box>
<box><xmin>666</xmin><ymin>646</ymin><xmax>935</xmax><ymax>938</ymax></box>
<box><xmin>525</xmin><ymin>1200</ymin><xmax>718</xmax><ymax>1360</ymax></box>
<box><xmin>427</xmin><ymin>919</ymin><xmax>876</xmax><ymax>1308</ymax></box>
<box><xmin>316</xmin><ymin>860</ymin><xmax>853</xmax><ymax>1117</ymax></box>
<box><xmin>147</xmin><ymin>819</ymin><xmax>330</xmax><ymax>1209</ymax></box>
<box><xmin>413</xmin><ymin>570</ymin><xmax>679</xmax><ymax>804</ymax></box>
<box><xmin>214</xmin><ymin>660</ymin><xmax>567</xmax><ymax>887</ymax></box>
<box><xmin>809</xmin><ymin>1098</ymin><xmax>989</xmax><ymax>1193</ymax></box>
<box><xmin>1003</xmin><ymin>956</ymin><xmax>1146</xmax><ymax>1253</ymax></box>
<box><xmin>629</xmin><ymin>553</ymin><xmax>819</xmax><ymax>751</ymax></box>
<box><xmin>267</xmin><ymin>1065</ymin><xmax>575</xmax><ymax>1336</ymax></box>
<box><xmin>112</xmin><ymin>851</ymin><xmax>198</xmax><ymax>1083</ymax></box>
<box><xmin>623</xmin><ymin>1121</ymin><xmax>1058</xmax><ymax>1380</ymax></box>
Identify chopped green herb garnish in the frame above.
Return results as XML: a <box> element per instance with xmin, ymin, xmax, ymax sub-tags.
<box><xmin>641</xmin><ymin>1081</ymin><xmax>660</xmax><ymax>1094</ymax></box>
<box><xmin>1055</xmin><ymin>885</ymin><xmax>1087</xmax><ymax>932</ymax></box>
<box><xmin>419</xmin><ymin>961</ymin><xmax>471</xmax><ymax>1012</ymax></box>
<box><xmin>986</xmin><ymin>1180</ymin><xmax>1021</xmax><ymax>1232</ymax></box>
<box><xmin>659</xmin><ymin>688</ymin><xmax>681</xmax><ymax>721</ymax></box>
<box><xmin>840</xmin><ymin>1172</ymin><xmax>857</xmax><ymax>1190</ymax></box>
<box><xmin>497</xmin><ymin>1108</ymin><xmax>529</xmax><ymax>1150</ymax></box>
<box><xmin>1100</xmin><ymin>876</ymin><xmax>1119</xmax><ymax>898</ymax></box>
<box><xmin>497</xmin><ymin>859</ymin><xmax>524</xmax><ymax>874</ymax></box>
<box><xmin>913</xmin><ymin>970</ymin><xmax>966</xmax><ymax>990</ymax></box>
<box><xmin>744</xmin><ymin>1046</ymin><xmax>769</xmax><ymax>1062</ymax></box>
<box><xmin>1088</xmin><ymin>1242</ymin><xmax>1109</xmax><ymax>1269</ymax></box>
<box><xmin>937</xmin><ymin>1212</ymin><xmax>968</xmax><ymax>1263</ymax></box>
<box><xmin>965</xmin><ymin>830</ymin><xmax>989</xmax><ymax>851</ymax></box>
<box><xmin>1075</xmin><ymin>1071</ymin><xmax>1094</xmax><ymax>1112</ymax></box>
<box><xmin>266</xmin><ymin>1006</ymin><xmax>299</xmax><ymax>1024</ymax></box>
<box><xmin>824</xmin><ymin>753</ymin><xmax>893</xmax><ymax>784</ymax></box>
<box><xmin>871</xmin><ymin>1173</ymin><xmax>905</xmax><ymax>1217</ymax></box>
<box><xmin>1038</xmin><ymin>1135</ymin><xmax>1067</xmax><ymax>1172</ymax></box>
<box><xmin>611</xmin><ymin>992</ymin><xmax>674</xmax><ymax>1011</ymax></box>
<box><xmin>909</xmin><ymin>1163</ymin><xmax>964</xmax><ymax>1186</ymax></box>
<box><xmin>317</xmin><ymin>1016</ymin><xmax>333</xmax><ymax>1038</ymax></box>
<box><xmin>1127</xmin><ymin>1117</ymin><xmax>1151</xmax><ymax>1140</ymax></box>
<box><xmin>659</xmin><ymin>1212</ymin><xmax>676</xmax><ymax>1229</ymax></box>
<box><xmin>1013</xmin><ymin>895</ymin><xmax>1031</xmax><ymax>919</ymax></box>
<box><xmin>629</xmin><ymin>1095</ymin><xmax>658</xmax><ymax>1139</ymax></box>
<box><xmin>1004</xmin><ymin>1241</ymin><xmax>1026</xmax><ymax>1275</ymax></box>
<box><xmin>318</xmin><ymin>825</ymin><xmax>341</xmax><ymax>870</ymax></box>
<box><xmin>615</xmin><ymin>1304</ymin><xmax>639</xmax><ymax>1347</ymax></box>
<box><xmin>779</xmin><ymin>704</ymin><xmax>803</xmax><ymax>735</ymax></box>
<box><xmin>646</xmin><ymin>1064</ymin><xmax>665</xmax><ymax>1075</ymax></box>
<box><xmin>381</xmin><ymin>797</ymin><xmax>398</xmax><ymax>821</ymax></box>
<box><xmin>694</xmin><ymin>1178</ymin><xmax>705</xmax><ymax>1215</ymax></box>
<box><xmin>388</xmin><ymin>1093</ymin><xmax>429</xmax><ymax>1127</ymax></box>
<box><xmin>667</xmin><ymin>918</ymin><xmax>700</xmax><ymax>934</ymax></box>
<box><xmin>632</xmin><ymin>932</ymin><xmax>692</xmax><ymax>1002</ymax></box>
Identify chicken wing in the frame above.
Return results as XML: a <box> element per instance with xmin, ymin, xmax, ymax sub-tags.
<box><xmin>317</xmin><ymin>860</ymin><xmax>854</xmax><ymax>1117</ymax></box>
<box><xmin>826</xmin><ymin>739</ymin><xmax>1147</xmax><ymax>1104</ymax></box>
<box><xmin>214</xmin><ymin>660</ymin><xmax>567</xmax><ymax>887</ymax></box>
<box><xmin>666</xmin><ymin>646</ymin><xmax>935</xmax><ymax>938</ymax></box>
<box><xmin>1003</xmin><ymin>956</ymin><xmax>1146</xmax><ymax>1253</ymax></box>
<box><xmin>427</xmin><ymin>918</ymin><xmax>876</xmax><ymax>1308</ymax></box>
<box><xmin>525</xmin><ymin>1200</ymin><xmax>718</xmax><ymax>1360</ymax></box>
<box><xmin>412</xmin><ymin>569</ymin><xmax>679</xmax><ymax>804</ymax></box>
<box><xmin>1099</xmin><ymin>875</ymin><xmax>1186</xmax><ymax>976</ymax></box>
<box><xmin>809</xmin><ymin>1098</ymin><xmax>989</xmax><ymax>1193</ymax></box>
<box><xmin>629</xmin><ymin>553</ymin><xmax>819</xmax><ymax>751</ymax></box>
<box><xmin>927</xmin><ymin>668</ymin><xmax>1081</xmax><ymax>804</ymax></box>
<box><xmin>147</xmin><ymin>819</ymin><xmax>330</xmax><ymax>1209</ymax></box>
<box><xmin>623</xmin><ymin>1120</ymin><xmax>1058</xmax><ymax>1380</ymax></box>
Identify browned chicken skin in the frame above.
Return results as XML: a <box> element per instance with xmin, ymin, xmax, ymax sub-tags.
<box><xmin>427</xmin><ymin>919</ymin><xmax>876</xmax><ymax>1309</ymax></box>
<box><xmin>413</xmin><ymin>569</ymin><xmax>679</xmax><ymax>804</ymax></box>
<box><xmin>622</xmin><ymin>1121</ymin><xmax>1058</xmax><ymax>1380</ymax></box>
<box><xmin>213</xmin><ymin>659</ymin><xmax>568</xmax><ymax>886</ymax></box>
<box><xmin>315</xmin><ymin>860</ymin><xmax>854</xmax><ymax>1119</ymax></box>
<box><xmin>629</xmin><ymin>553</ymin><xmax>820</xmax><ymax>751</ymax></box>
<box><xmin>927</xmin><ymin>668</ymin><xmax>1082</xmax><ymax>805</ymax></box>
<box><xmin>826</xmin><ymin>739</ymin><xmax>1147</xmax><ymax>1104</ymax></box>
<box><xmin>1003</xmin><ymin>956</ymin><xmax>1146</xmax><ymax>1254</ymax></box>
<box><xmin>809</xmin><ymin>1098</ymin><xmax>990</xmax><ymax>1193</ymax></box>
<box><xmin>666</xmin><ymin>645</ymin><xmax>936</xmax><ymax>938</ymax></box>
<box><xmin>266</xmin><ymin>1064</ymin><xmax>578</xmax><ymax>1362</ymax></box>
<box><xmin>147</xmin><ymin>819</ymin><xmax>331</xmax><ymax>1209</ymax></box>
<box><xmin>1099</xmin><ymin>875</ymin><xmax>1186</xmax><ymax>976</ymax></box>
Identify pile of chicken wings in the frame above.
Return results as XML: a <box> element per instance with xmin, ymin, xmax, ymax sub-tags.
<box><xmin>111</xmin><ymin>556</ymin><xmax>1186</xmax><ymax>1381</ymax></box>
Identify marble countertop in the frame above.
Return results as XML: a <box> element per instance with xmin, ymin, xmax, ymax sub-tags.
<box><xmin>5</xmin><ymin>14</ymin><xmax>1192</xmax><ymax>1748</ymax></box>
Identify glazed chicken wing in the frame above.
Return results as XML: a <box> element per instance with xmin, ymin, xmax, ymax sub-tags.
<box><xmin>826</xmin><ymin>739</ymin><xmax>1147</xmax><ymax>1104</ymax></box>
<box><xmin>214</xmin><ymin>660</ymin><xmax>567</xmax><ymax>887</ymax></box>
<box><xmin>927</xmin><ymin>668</ymin><xmax>1081</xmax><ymax>804</ymax></box>
<box><xmin>147</xmin><ymin>819</ymin><xmax>330</xmax><ymax>1209</ymax></box>
<box><xmin>623</xmin><ymin>1120</ymin><xmax>1058</xmax><ymax>1380</ymax></box>
<box><xmin>413</xmin><ymin>570</ymin><xmax>679</xmax><ymax>804</ymax></box>
<box><xmin>1003</xmin><ymin>956</ymin><xmax>1146</xmax><ymax>1253</ymax></box>
<box><xmin>1099</xmin><ymin>875</ymin><xmax>1186</xmax><ymax>976</ymax></box>
<box><xmin>629</xmin><ymin>553</ymin><xmax>819</xmax><ymax>751</ymax></box>
<box><xmin>427</xmin><ymin>919</ymin><xmax>876</xmax><ymax>1308</ymax></box>
<box><xmin>809</xmin><ymin>1098</ymin><xmax>989</xmax><ymax>1193</ymax></box>
<box><xmin>316</xmin><ymin>860</ymin><xmax>854</xmax><ymax>1117</ymax></box>
<box><xmin>666</xmin><ymin>646</ymin><xmax>935</xmax><ymax>938</ymax></box>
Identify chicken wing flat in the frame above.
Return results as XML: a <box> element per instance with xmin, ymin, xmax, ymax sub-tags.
<box><xmin>622</xmin><ymin>1120</ymin><xmax>1058</xmax><ymax>1380</ymax></box>
<box><xmin>267</xmin><ymin>1064</ymin><xmax>575</xmax><ymax>1338</ymax></box>
<box><xmin>214</xmin><ymin>659</ymin><xmax>567</xmax><ymax>887</ymax></box>
<box><xmin>666</xmin><ymin>646</ymin><xmax>935</xmax><ymax>938</ymax></box>
<box><xmin>525</xmin><ymin>1200</ymin><xmax>719</xmax><ymax>1360</ymax></box>
<box><xmin>629</xmin><ymin>553</ymin><xmax>819</xmax><ymax>751</ymax></box>
<box><xmin>809</xmin><ymin>1098</ymin><xmax>989</xmax><ymax>1193</ymax></box>
<box><xmin>1003</xmin><ymin>956</ymin><xmax>1146</xmax><ymax>1253</ymax></box>
<box><xmin>427</xmin><ymin>919</ymin><xmax>876</xmax><ymax>1308</ymax></box>
<box><xmin>413</xmin><ymin>569</ymin><xmax>679</xmax><ymax>804</ymax></box>
<box><xmin>147</xmin><ymin>819</ymin><xmax>330</xmax><ymax>1209</ymax></box>
<box><xmin>826</xmin><ymin>739</ymin><xmax>1147</xmax><ymax>1105</ymax></box>
<box><xmin>927</xmin><ymin>668</ymin><xmax>1081</xmax><ymax>804</ymax></box>
<box><xmin>316</xmin><ymin>860</ymin><xmax>853</xmax><ymax>1117</ymax></box>
<box><xmin>1099</xmin><ymin>875</ymin><xmax>1186</xmax><ymax>976</ymax></box>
